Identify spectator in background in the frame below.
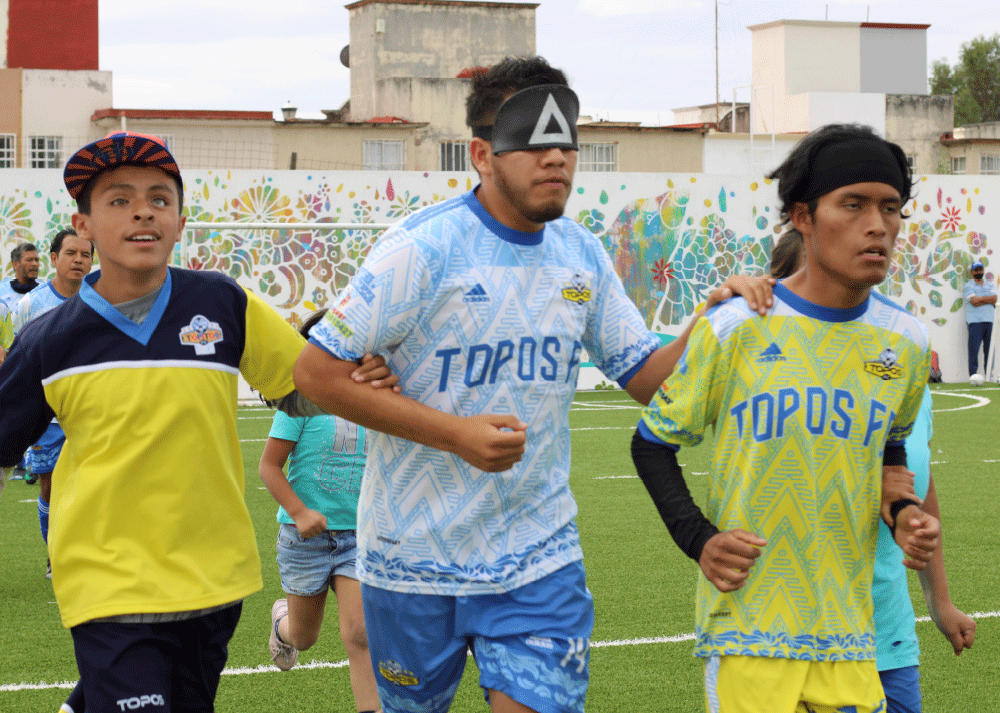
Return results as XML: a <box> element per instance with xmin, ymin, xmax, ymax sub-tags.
<box><xmin>964</xmin><ymin>259</ymin><xmax>996</xmax><ymax>377</ymax></box>
<box><xmin>0</xmin><ymin>242</ymin><xmax>41</xmax><ymax>311</ymax></box>
<box><xmin>11</xmin><ymin>227</ymin><xmax>94</xmax><ymax>578</ymax></box>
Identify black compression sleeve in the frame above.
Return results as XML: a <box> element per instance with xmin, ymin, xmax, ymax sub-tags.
<box><xmin>630</xmin><ymin>430</ymin><xmax>719</xmax><ymax>561</ymax></box>
<box><xmin>883</xmin><ymin>442</ymin><xmax>906</xmax><ymax>467</ymax></box>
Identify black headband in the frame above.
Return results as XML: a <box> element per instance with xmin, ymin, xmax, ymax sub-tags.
<box><xmin>475</xmin><ymin>84</ymin><xmax>579</xmax><ymax>155</ymax></box>
<box><xmin>800</xmin><ymin>137</ymin><xmax>906</xmax><ymax>203</ymax></box>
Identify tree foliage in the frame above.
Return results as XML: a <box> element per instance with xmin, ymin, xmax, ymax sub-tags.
<box><xmin>930</xmin><ymin>34</ymin><xmax>1000</xmax><ymax>126</ymax></box>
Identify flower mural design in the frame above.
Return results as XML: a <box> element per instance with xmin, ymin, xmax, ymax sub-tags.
<box><xmin>0</xmin><ymin>171</ymin><xmax>994</xmax><ymax>341</ymax></box>
<box><xmin>941</xmin><ymin>206</ymin><xmax>962</xmax><ymax>232</ymax></box>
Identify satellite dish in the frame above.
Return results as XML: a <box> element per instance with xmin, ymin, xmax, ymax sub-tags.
<box><xmin>340</xmin><ymin>45</ymin><xmax>350</xmax><ymax>68</ymax></box>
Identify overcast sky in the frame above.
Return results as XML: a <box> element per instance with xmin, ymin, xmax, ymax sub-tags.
<box><xmin>99</xmin><ymin>0</ymin><xmax>1000</xmax><ymax>125</ymax></box>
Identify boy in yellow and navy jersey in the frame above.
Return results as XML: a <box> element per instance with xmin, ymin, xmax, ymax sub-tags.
<box><xmin>632</xmin><ymin>124</ymin><xmax>941</xmax><ymax>713</ymax></box>
<box><xmin>0</xmin><ymin>131</ymin><xmax>395</xmax><ymax>713</ymax></box>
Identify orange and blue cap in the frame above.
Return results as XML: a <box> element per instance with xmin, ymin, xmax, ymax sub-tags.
<box><xmin>63</xmin><ymin>131</ymin><xmax>182</xmax><ymax>200</ymax></box>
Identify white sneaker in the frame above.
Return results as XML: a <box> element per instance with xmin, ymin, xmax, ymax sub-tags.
<box><xmin>269</xmin><ymin>599</ymin><xmax>298</xmax><ymax>671</ymax></box>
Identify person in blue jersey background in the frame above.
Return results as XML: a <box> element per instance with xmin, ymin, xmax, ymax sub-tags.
<box><xmin>10</xmin><ymin>227</ymin><xmax>93</xmax><ymax>575</ymax></box>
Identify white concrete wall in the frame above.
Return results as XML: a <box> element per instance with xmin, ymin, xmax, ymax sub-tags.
<box><xmin>349</xmin><ymin>1</ymin><xmax>534</xmax><ymax>121</ymax></box>
<box><xmin>21</xmin><ymin>69</ymin><xmax>112</xmax><ymax>151</ymax></box>
<box><xmin>804</xmin><ymin>92</ymin><xmax>886</xmax><ymax>133</ymax></box>
<box><xmin>783</xmin><ymin>22</ymin><xmax>861</xmax><ymax>95</ymax></box>
<box><xmin>702</xmin><ymin>133</ymin><xmax>800</xmax><ymax>175</ymax></box>
<box><xmin>0</xmin><ymin>0</ymin><xmax>8</xmax><ymax>68</ymax></box>
<box><xmin>750</xmin><ymin>22</ymin><xmax>786</xmax><ymax>117</ymax></box>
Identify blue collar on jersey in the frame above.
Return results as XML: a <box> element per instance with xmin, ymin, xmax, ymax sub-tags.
<box><xmin>80</xmin><ymin>269</ymin><xmax>173</xmax><ymax>346</ymax></box>
<box><xmin>45</xmin><ymin>280</ymin><xmax>67</xmax><ymax>302</ymax></box>
<box><xmin>463</xmin><ymin>188</ymin><xmax>545</xmax><ymax>246</ymax></box>
<box><xmin>773</xmin><ymin>281</ymin><xmax>869</xmax><ymax>323</ymax></box>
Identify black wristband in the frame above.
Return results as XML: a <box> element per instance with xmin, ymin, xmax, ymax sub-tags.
<box><xmin>888</xmin><ymin>498</ymin><xmax>921</xmax><ymax>535</ymax></box>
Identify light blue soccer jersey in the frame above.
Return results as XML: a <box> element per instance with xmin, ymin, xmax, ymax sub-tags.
<box><xmin>13</xmin><ymin>282</ymin><xmax>68</xmax><ymax>428</ymax></box>
<box><xmin>873</xmin><ymin>386</ymin><xmax>932</xmax><ymax>671</ymax></box>
<box><xmin>12</xmin><ymin>281</ymin><xmax>67</xmax><ymax>334</ymax></box>
<box><xmin>309</xmin><ymin>189</ymin><xmax>660</xmax><ymax>596</ymax></box>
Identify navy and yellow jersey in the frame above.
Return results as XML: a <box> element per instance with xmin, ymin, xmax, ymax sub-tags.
<box><xmin>638</xmin><ymin>282</ymin><xmax>930</xmax><ymax>662</ymax></box>
<box><xmin>0</xmin><ymin>268</ymin><xmax>306</xmax><ymax>628</ymax></box>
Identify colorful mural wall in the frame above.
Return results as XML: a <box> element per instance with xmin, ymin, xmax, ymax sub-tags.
<box><xmin>0</xmin><ymin>170</ymin><xmax>993</xmax><ymax>384</ymax></box>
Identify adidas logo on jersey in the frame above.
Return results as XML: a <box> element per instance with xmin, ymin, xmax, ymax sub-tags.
<box><xmin>757</xmin><ymin>342</ymin><xmax>786</xmax><ymax>363</ymax></box>
<box><xmin>463</xmin><ymin>284</ymin><xmax>490</xmax><ymax>303</ymax></box>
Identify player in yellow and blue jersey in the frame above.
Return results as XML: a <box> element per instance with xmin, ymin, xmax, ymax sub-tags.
<box><xmin>0</xmin><ymin>131</ymin><xmax>397</xmax><ymax>713</ymax></box>
<box><xmin>632</xmin><ymin>124</ymin><xmax>942</xmax><ymax>713</ymax></box>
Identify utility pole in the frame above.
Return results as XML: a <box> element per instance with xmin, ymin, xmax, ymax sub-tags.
<box><xmin>715</xmin><ymin>0</ymin><xmax>720</xmax><ymax>128</ymax></box>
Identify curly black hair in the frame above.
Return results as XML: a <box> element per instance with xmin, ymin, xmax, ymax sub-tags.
<box><xmin>465</xmin><ymin>56</ymin><xmax>570</xmax><ymax>131</ymax></box>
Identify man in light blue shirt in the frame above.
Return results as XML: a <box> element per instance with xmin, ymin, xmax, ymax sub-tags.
<box><xmin>11</xmin><ymin>228</ymin><xmax>93</xmax><ymax>577</ymax></box>
<box><xmin>964</xmin><ymin>259</ymin><xmax>996</xmax><ymax>377</ymax></box>
<box><xmin>0</xmin><ymin>242</ymin><xmax>40</xmax><ymax>311</ymax></box>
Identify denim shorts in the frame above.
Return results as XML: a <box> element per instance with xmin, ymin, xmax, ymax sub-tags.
<box><xmin>276</xmin><ymin>523</ymin><xmax>358</xmax><ymax>597</ymax></box>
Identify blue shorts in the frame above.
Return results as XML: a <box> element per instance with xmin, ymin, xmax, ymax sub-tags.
<box><xmin>362</xmin><ymin>560</ymin><xmax>594</xmax><ymax>713</ymax></box>
<box><xmin>880</xmin><ymin>665</ymin><xmax>921</xmax><ymax>713</ymax></box>
<box><xmin>70</xmin><ymin>602</ymin><xmax>241</xmax><ymax>713</ymax></box>
<box><xmin>30</xmin><ymin>421</ymin><xmax>65</xmax><ymax>474</ymax></box>
<box><xmin>276</xmin><ymin>523</ymin><xmax>358</xmax><ymax>596</ymax></box>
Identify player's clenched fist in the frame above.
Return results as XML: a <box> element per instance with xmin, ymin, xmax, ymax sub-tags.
<box><xmin>450</xmin><ymin>414</ymin><xmax>528</xmax><ymax>472</ymax></box>
<box><xmin>699</xmin><ymin>529</ymin><xmax>767</xmax><ymax>593</ymax></box>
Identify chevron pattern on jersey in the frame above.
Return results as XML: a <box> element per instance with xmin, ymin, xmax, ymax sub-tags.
<box><xmin>310</xmin><ymin>191</ymin><xmax>661</xmax><ymax>596</ymax></box>
<box><xmin>641</xmin><ymin>284</ymin><xmax>930</xmax><ymax>661</ymax></box>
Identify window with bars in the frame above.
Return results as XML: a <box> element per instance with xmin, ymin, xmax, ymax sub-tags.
<box><xmin>28</xmin><ymin>135</ymin><xmax>62</xmax><ymax>168</ymax></box>
<box><xmin>0</xmin><ymin>134</ymin><xmax>15</xmax><ymax>167</ymax></box>
<box><xmin>578</xmin><ymin>142</ymin><xmax>616</xmax><ymax>172</ymax></box>
<box><xmin>952</xmin><ymin>156</ymin><xmax>967</xmax><ymax>174</ymax></box>
<box><xmin>440</xmin><ymin>141</ymin><xmax>469</xmax><ymax>171</ymax></box>
<box><xmin>363</xmin><ymin>140</ymin><xmax>406</xmax><ymax>170</ymax></box>
<box><xmin>980</xmin><ymin>154</ymin><xmax>1000</xmax><ymax>175</ymax></box>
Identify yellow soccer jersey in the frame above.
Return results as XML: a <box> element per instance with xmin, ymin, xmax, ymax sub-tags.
<box><xmin>0</xmin><ymin>268</ymin><xmax>305</xmax><ymax>628</ymax></box>
<box><xmin>639</xmin><ymin>283</ymin><xmax>930</xmax><ymax>662</ymax></box>
<box><xmin>0</xmin><ymin>303</ymin><xmax>11</xmax><ymax>350</ymax></box>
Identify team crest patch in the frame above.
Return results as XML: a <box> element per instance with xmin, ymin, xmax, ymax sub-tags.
<box><xmin>864</xmin><ymin>347</ymin><xmax>903</xmax><ymax>380</ymax></box>
<box><xmin>562</xmin><ymin>274</ymin><xmax>592</xmax><ymax>305</ymax></box>
<box><xmin>378</xmin><ymin>660</ymin><xmax>419</xmax><ymax>686</ymax></box>
<box><xmin>179</xmin><ymin>315</ymin><xmax>224</xmax><ymax>355</ymax></box>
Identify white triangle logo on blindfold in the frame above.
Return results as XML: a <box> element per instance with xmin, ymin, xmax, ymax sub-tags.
<box><xmin>529</xmin><ymin>93</ymin><xmax>573</xmax><ymax>145</ymax></box>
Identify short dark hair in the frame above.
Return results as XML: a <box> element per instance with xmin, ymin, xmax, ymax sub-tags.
<box><xmin>299</xmin><ymin>308</ymin><xmax>328</xmax><ymax>338</ymax></box>
<box><xmin>766</xmin><ymin>124</ymin><xmax>913</xmax><ymax>226</ymax></box>
<box><xmin>50</xmin><ymin>227</ymin><xmax>93</xmax><ymax>257</ymax></box>
<box><xmin>75</xmin><ymin>169</ymin><xmax>185</xmax><ymax>216</ymax></box>
<box><xmin>769</xmin><ymin>229</ymin><xmax>805</xmax><ymax>279</ymax></box>
<box><xmin>465</xmin><ymin>56</ymin><xmax>570</xmax><ymax>130</ymax></box>
<box><xmin>10</xmin><ymin>242</ymin><xmax>37</xmax><ymax>264</ymax></box>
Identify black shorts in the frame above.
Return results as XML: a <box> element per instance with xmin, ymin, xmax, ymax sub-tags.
<box><xmin>70</xmin><ymin>603</ymin><xmax>242</xmax><ymax>713</ymax></box>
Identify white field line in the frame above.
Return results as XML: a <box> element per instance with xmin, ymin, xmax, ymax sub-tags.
<box><xmin>6</xmin><ymin>611</ymin><xmax>1000</xmax><ymax>693</ymax></box>
<box><xmin>930</xmin><ymin>390</ymin><xmax>991</xmax><ymax>412</ymax></box>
